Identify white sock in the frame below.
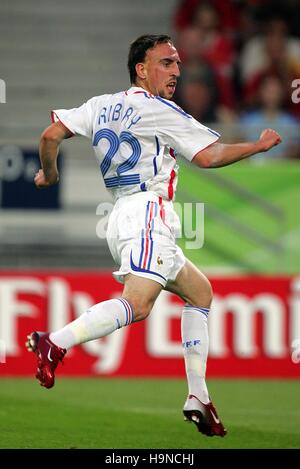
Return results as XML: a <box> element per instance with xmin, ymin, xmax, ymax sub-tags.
<box><xmin>49</xmin><ymin>298</ymin><xmax>133</xmax><ymax>350</ymax></box>
<box><xmin>181</xmin><ymin>304</ymin><xmax>210</xmax><ymax>404</ymax></box>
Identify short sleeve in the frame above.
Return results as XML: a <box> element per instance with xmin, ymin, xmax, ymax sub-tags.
<box><xmin>154</xmin><ymin>98</ymin><xmax>220</xmax><ymax>161</ymax></box>
<box><xmin>51</xmin><ymin>97</ymin><xmax>97</xmax><ymax>139</ymax></box>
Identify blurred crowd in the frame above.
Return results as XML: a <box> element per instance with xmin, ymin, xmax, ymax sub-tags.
<box><xmin>173</xmin><ymin>0</ymin><xmax>300</xmax><ymax>160</ymax></box>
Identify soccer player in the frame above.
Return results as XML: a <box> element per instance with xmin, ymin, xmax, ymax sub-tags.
<box><xmin>26</xmin><ymin>34</ymin><xmax>281</xmax><ymax>437</ymax></box>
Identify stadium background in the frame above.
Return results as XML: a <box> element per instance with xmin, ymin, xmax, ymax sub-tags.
<box><xmin>0</xmin><ymin>0</ymin><xmax>299</xmax><ymax>449</ymax></box>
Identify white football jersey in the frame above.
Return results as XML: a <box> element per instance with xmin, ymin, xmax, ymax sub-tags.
<box><xmin>52</xmin><ymin>86</ymin><xmax>220</xmax><ymax>201</ymax></box>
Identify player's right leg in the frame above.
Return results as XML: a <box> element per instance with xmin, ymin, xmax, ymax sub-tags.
<box><xmin>165</xmin><ymin>258</ymin><xmax>227</xmax><ymax>437</ymax></box>
<box><xmin>26</xmin><ymin>274</ymin><xmax>162</xmax><ymax>389</ymax></box>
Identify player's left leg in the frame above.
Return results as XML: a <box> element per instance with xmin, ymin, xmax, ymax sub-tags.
<box><xmin>165</xmin><ymin>258</ymin><xmax>212</xmax><ymax>404</ymax></box>
<box><xmin>165</xmin><ymin>258</ymin><xmax>227</xmax><ymax>437</ymax></box>
<box><xmin>48</xmin><ymin>272</ymin><xmax>162</xmax><ymax>347</ymax></box>
<box><xmin>27</xmin><ymin>274</ymin><xmax>162</xmax><ymax>388</ymax></box>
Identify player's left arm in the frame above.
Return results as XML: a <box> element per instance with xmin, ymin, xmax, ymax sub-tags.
<box><xmin>35</xmin><ymin>121</ymin><xmax>73</xmax><ymax>188</ymax></box>
<box><xmin>192</xmin><ymin>128</ymin><xmax>282</xmax><ymax>168</ymax></box>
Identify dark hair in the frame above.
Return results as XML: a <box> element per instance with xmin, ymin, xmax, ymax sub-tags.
<box><xmin>127</xmin><ymin>34</ymin><xmax>172</xmax><ymax>84</ymax></box>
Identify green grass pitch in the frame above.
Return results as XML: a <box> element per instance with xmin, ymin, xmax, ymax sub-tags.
<box><xmin>0</xmin><ymin>378</ymin><xmax>299</xmax><ymax>449</ymax></box>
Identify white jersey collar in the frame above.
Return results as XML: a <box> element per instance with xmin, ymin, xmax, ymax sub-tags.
<box><xmin>125</xmin><ymin>86</ymin><xmax>155</xmax><ymax>97</ymax></box>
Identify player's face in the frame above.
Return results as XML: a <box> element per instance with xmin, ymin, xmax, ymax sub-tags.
<box><xmin>142</xmin><ymin>42</ymin><xmax>181</xmax><ymax>99</ymax></box>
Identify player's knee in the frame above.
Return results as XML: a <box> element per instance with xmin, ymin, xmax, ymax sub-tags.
<box><xmin>191</xmin><ymin>277</ymin><xmax>213</xmax><ymax>309</ymax></box>
<box><xmin>122</xmin><ymin>297</ymin><xmax>152</xmax><ymax>322</ymax></box>
<box><xmin>133</xmin><ymin>301</ymin><xmax>153</xmax><ymax>321</ymax></box>
<box><xmin>135</xmin><ymin>307</ymin><xmax>151</xmax><ymax>321</ymax></box>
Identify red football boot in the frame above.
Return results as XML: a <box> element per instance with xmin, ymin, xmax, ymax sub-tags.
<box><xmin>26</xmin><ymin>332</ymin><xmax>66</xmax><ymax>389</ymax></box>
<box><xmin>183</xmin><ymin>394</ymin><xmax>227</xmax><ymax>437</ymax></box>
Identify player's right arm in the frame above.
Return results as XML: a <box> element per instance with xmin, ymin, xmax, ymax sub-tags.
<box><xmin>35</xmin><ymin>121</ymin><xmax>73</xmax><ymax>188</ymax></box>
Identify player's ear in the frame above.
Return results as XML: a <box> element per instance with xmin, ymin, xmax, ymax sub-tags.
<box><xmin>135</xmin><ymin>62</ymin><xmax>147</xmax><ymax>80</ymax></box>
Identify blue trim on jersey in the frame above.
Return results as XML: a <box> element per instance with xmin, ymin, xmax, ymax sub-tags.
<box><xmin>153</xmin><ymin>136</ymin><xmax>159</xmax><ymax>176</ymax></box>
<box><xmin>155</xmin><ymin>136</ymin><xmax>160</xmax><ymax>155</ymax></box>
<box><xmin>153</xmin><ymin>156</ymin><xmax>158</xmax><ymax>176</ymax></box>
<box><xmin>140</xmin><ymin>182</ymin><xmax>147</xmax><ymax>191</ymax></box>
<box><xmin>104</xmin><ymin>174</ymin><xmax>141</xmax><ymax>187</ymax></box>
<box><xmin>153</xmin><ymin>156</ymin><xmax>157</xmax><ymax>176</ymax></box>
<box><xmin>133</xmin><ymin>90</ymin><xmax>155</xmax><ymax>99</ymax></box>
<box><xmin>155</xmin><ymin>97</ymin><xmax>192</xmax><ymax>118</ymax></box>
<box><xmin>130</xmin><ymin>251</ymin><xmax>166</xmax><ymax>282</ymax></box>
<box><xmin>207</xmin><ymin>127</ymin><xmax>221</xmax><ymax>138</ymax></box>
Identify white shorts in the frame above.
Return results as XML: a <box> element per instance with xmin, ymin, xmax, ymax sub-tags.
<box><xmin>106</xmin><ymin>191</ymin><xmax>186</xmax><ymax>287</ymax></box>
